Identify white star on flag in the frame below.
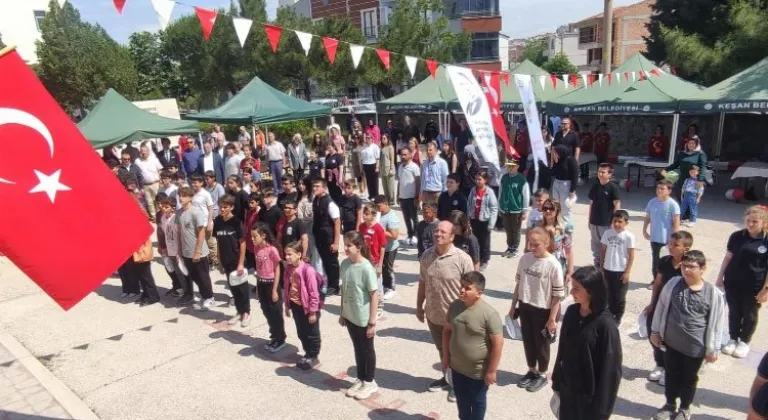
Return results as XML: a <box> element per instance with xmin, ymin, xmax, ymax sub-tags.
<box><xmin>29</xmin><ymin>169</ymin><xmax>70</xmax><ymax>203</ymax></box>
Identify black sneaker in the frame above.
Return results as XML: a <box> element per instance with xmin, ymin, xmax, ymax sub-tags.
<box><xmin>299</xmin><ymin>358</ymin><xmax>319</xmax><ymax>371</ymax></box>
<box><xmin>268</xmin><ymin>340</ymin><xmax>286</xmax><ymax>353</ymax></box>
<box><xmin>140</xmin><ymin>299</ymin><xmax>159</xmax><ymax>307</ymax></box>
<box><xmin>510</xmin><ymin>249</ymin><xmax>520</xmax><ymax>258</ymax></box>
<box><xmin>170</xmin><ymin>289</ymin><xmax>183</xmax><ymax>298</ymax></box>
<box><xmin>516</xmin><ymin>371</ymin><xmax>537</xmax><ymax>388</ymax></box>
<box><xmin>178</xmin><ymin>294</ymin><xmax>194</xmax><ymax>305</ymax></box>
<box><xmin>428</xmin><ymin>377</ymin><xmax>449</xmax><ymax>392</ymax></box>
<box><xmin>653</xmin><ymin>404</ymin><xmax>678</xmax><ymax>420</ymax></box>
<box><xmin>164</xmin><ymin>289</ymin><xmax>175</xmax><ymax>297</ymax></box>
<box><xmin>296</xmin><ymin>357</ymin><xmax>309</xmax><ymax>369</ymax></box>
<box><xmin>526</xmin><ymin>374</ymin><xmax>548</xmax><ymax>392</ymax></box>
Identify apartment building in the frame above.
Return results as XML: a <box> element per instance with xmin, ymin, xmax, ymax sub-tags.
<box><xmin>543</xmin><ymin>25</ymin><xmax>588</xmax><ymax>70</ymax></box>
<box><xmin>0</xmin><ymin>0</ymin><xmax>50</xmax><ymax>63</ymax></box>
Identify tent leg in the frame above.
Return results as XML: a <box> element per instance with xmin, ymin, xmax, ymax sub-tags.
<box><xmin>668</xmin><ymin>114</ymin><xmax>680</xmax><ymax>166</ymax></box>
<box><xmin>715</xmin><ymin>112</ymin><xmax>725</xmax><ymax>158</ymax></box>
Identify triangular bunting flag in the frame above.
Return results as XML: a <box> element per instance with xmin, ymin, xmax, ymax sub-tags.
<box><xmin>57</xmin><ymin>0</ymin><xmax>66</xmax><ymax>7</ymax></box>
<box><xmin>607</xmin><ymin>73</ymin><xmax>612</xmax><ymax>85</ymax></box>
<box><xmin>426</xmin><ymin>59</ymin><xmax>439</xmax><ymax>79</ymax></box>
<box><xmin>265</xmin><ymin>24</ymin><xmax>283</xmax><ymax>53</ymax></box>
<box><xmin>350</xmin><ymin>44</ymin><xmax>365</xmax><ymax>69</ymax></box>
<box><xmin>405</xmin><ymin>56</ymin><xmax>418</xmax><ymax>79</ymax></box>
<box><xmin>550</xmin><ymin>75</ymin><xmax>558</xmax><ymax>88</ymax></box>
<box><xmin>538</xmin><ymin>75</ymin><xmax>546</xmax><ymax>90</ymax></box>
<box><xmin>113</xmin><ymin>0</ymin><xmax>127</xmax><ymax>13</ymax></box>
<box><xmin>322</xmin><ymin>37</ymin><xmax>339</xmax><ymax>64</ymax></box>
<box><xmin>631</xmin><ymin>71</ymin><xmax>637</xmax><ymax>82</ymax></box>
<box><xmin>194</xmin><ymin>7</ymin><xmax>217</xmax><ymax>40</ymax></box>
<box><xmin>651</xmin><ymin>68</ymin><xmax>660</xmax><ymax>77</ymax></box>
<box><xmin>581</xmin><ymin>73</ymin><xmax>588</xmax><ymax>88</ymax></box>
<box><xmin>624</xmin><ymin>72</ymin><xmax>629</xmax><ymax>82</ymax></box>
<box><xmin>376</xmin><ymin>49</ymin><xmax>391</xmax><ymax>71</ymax></box>
<box><xmin>150</xmin><ymin>0</ymin><xmax>175</xmax><ymax>30</ymax></box>
<box><xmin>615</xmin><ymin>72</ymin><xmax>621</xmax><ymax>84</ymax></box>
<box><xmin>588</xmin><ymin>73</ymin><xmax>595</xmax><ymax>86</ymax></box>
<box><xmin>598</xmin><ymin>73</ymin><xmax>604</xmax><ymax>86</ymax></box>
<box><xmin>295</xmin><ymin>31</ymin><xmax>313</xmax><ymax>56</ymax></box>
<box><xmin>562</xmin><ymin>74</ymin><xmax>569</xmax><ymax>89</ymax></box>
<box><xmin>570</xmin><ymin>74</ymin><xmax>578</xmax><ymax>88</ymax></box>
<box><xmin>638</xmin><ymin>71</ymin><xmax>646</xmax><ymax>81</ymax></box>
<box><xmin>232</xmin><ymin>18</ymin><xmax>253</xmax><ymax>48</ymax></box>
<box><xmin>671</xmin><ymin>66</ymin><xmax>677</xmax><ymax>75</ymax></box>
<box><xmin>501</xmin><ymin>72</ymin><xmax>510</xmax><ymax>86</ymax></box>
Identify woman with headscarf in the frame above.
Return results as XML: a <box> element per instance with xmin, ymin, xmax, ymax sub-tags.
<box><xmin>551</xmin><ymin>144</ymin><xmax>579</xmax><ymax>224</ymax></box>
<box><xmin>458</xmin><ymin>145</ymin><xmax>481</xmax><ymax>199</ymax></box>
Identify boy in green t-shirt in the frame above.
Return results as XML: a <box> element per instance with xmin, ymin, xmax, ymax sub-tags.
<box><xmin>499</xmin><ymin>159</ymin><xmax>530</xmax><ymax>258</ymax></box>
<box><xmin>443</xmin><ymin>272</ymin><xmax>504</xmax><ymax>420</ymax></box>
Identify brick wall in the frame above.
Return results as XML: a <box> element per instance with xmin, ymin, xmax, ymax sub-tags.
<box><xmin>460</xmin><ymin>16</ymin><xmax>502</xmax><ymax>32</ymax></box>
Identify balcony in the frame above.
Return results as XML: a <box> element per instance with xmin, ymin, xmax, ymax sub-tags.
<box><xmin>446</xmin><ymin>0</ymin><xmax>500</xmax><ymax>19</ymax></box>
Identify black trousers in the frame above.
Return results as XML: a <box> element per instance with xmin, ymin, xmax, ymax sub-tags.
<box><xmin>646</xmin><ymin>309</ymin><xmax>665</xmax><ymax>368</ymax></box>
<box><xmin>604</xmin><ymin>270</ymin><xmax>629</xmax><ymax>323</ymax></box>
<box><xmin>490</xmin><ymin>187</ymin><xmax>503</xmax><ymax>229</ymax></box>
<box><xmin>346</xmin><ymin>322</ymin><xmax>376</xmax><ymax>382</ymax></box>
<box><xmin>363</xmin><ymin>164</ymin><xmax>378</xmax><ymax>198</ymax></box>
<box><xmin>470</xmin><ymin>219</ymin><xmax>491</xmax><ymax>264</ymax></box>
<box><xmin>314</xmin><ymin>231</ymin><xmax>340</xmax><ymax>290</ymax></box>
<box><xmin>183</xmin><ymin>256</ymin><xmax>214</xmax><ymax>299</ymax></box>
<box><xmin>519</xmin><ymin>302</ymin><xmax>551</xmax><ymax>372</ymax></box>
<box><xmin>170</xmin><ymin>257</ymin><xmax>192</xmax><ymax>295</ymax></box>
<box><xmin>291</xmin><ymin>302</ymin><xmax>321</xmax><ymax>359</ymax></box>
<box><xmin>558</xmin><ymin>385</ymin><xmax>600</xmax><ymax>420</ymax></box>
<box><xmin>224</xmin><ymin>264</ymin><xmax>251</xmax><ymax>315</ymax></box>
<box><xmin>726</xmin><ymin>286</ymin><xmax>762</xmax><ymax>344</ymax></box>
<box><xmin>257</xmin><ymin>281</ymin><xmax>286</xmax><ymax>342</ymax></box>
<box><xmin>651</xmin><ymin>242</ymin><xmax>665</xmax><ymax>279</ymax></box>
<box><xmin>166</xmin><ymin>265</ymin><xmax>184</xmax><ymax>292</ymax></box>
<box><xmin>118</xmin><ymin>258</ymin><xmax>140</xmax><ymax>294</ymax></box>
<box><xmin>134</xmin><ymin>261</ymin><xmax>160</xmax><ymax>303</ymax></box>
<box><xmin>400</xmin><ymin>198</ymin><xmax>419</xmax><ymax>238</ymax></box>
<box><xmin>664</xmin><ymin>346</ymin><xmax>704</xmax><ymax>410</ymax></box>
<box><xmin>382</xmin><ymin>249</ymin><xmax>397</xmax><ymax>290</ymax></box>
<box><xmin>502</xmin><ymin>213</ymin><xmax>523</xmax><ymax>251</ymax></box>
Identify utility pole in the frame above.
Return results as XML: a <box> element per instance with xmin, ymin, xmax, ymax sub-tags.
<box><xmin>602</xmin><ymin>0</ymin><xmax>613</xmax><ymax>75</ymax></box>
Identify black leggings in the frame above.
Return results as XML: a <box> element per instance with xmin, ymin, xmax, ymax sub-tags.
<box><xmin>224</xmin><ymin>264</ymin><xmax>251</xmax><ymax>315</ymax></box>
<box><xmin>470</xmin><ymin>219</ymin><xmax>491</xmax><ymax>264</ymax></box>
<box><xmin>363</xmin><ymin>164</ymin><xmax>378</xmax><ymax>198</ymax></box>
<box><xmin>519</xmin><ymin>302</ymin><xmax>551</xmax><ymax>372</ymax></box>
<box><xmin>726</xmin><ymin>287</ymin><xmax>762</xmax><ymax>344</ymax></box>
<box><xmin>347</xmin><ymin>321</ymin><xmax>376</xmax><ymax>382</ymax></box>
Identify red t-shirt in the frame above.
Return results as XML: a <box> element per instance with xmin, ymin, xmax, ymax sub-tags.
<box><xmin>594</xmin><ymin>132</ymin><xmax>611</xmax><ymax>158</ymax></box>
<box><xmin>474</xmin><ymin>188</ymin><xmax>486</xmax><ymax>219</ymax></box>
<box><xmin>580</xmin><ymin>132</ymin><xmax>594</xmax><ymax>153</ymax></box>
<box><xmin>514</xmin><ymin>131</ymin><xmax>530</xmax><ymax>156</ymax></box>
<box><xmin>648</xmin><ymin>135</ymin><xmax>668</xmax><ymax>159</ymax></box>
<box><xmin>359</xmin><ymin>222</ymin><xmax>387</xmax><ymax>265</ymax></box>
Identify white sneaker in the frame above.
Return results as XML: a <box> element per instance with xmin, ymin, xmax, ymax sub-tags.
<box><xmin>345</xmin><ymin>379</ymin><xmax>364</xmax><ymax>398</ymax></box>
<box><xmin>648</xmin><ymin>366</ymin><xmax>664</xmax><ymax>382</ymax></box>
<box><xmin>734</xmin><ymin>341</ymin><xmax>750</xmax><ymax>358</ymax></box>
<box><xmin>410</xmin><ymin>236</ymin><xmax>418</xmax><ymax>246</ymax></box>
<box><xmin>200</xmin><ymin>298</ymin><xmax>215</xmax><ymax>311</ymax></box>
<box><xmin>241</xmin><ymin>314</ymin><xmax>251</xmax><ymax>327</ymax></box>
<box><xmin>227</xmin><ymin>315</ymin><xmax>240</xmax><ymax>325</ymax></box>
<box><xmin>354</xmin><ymin>380</ymin><xmax>379</xmax><ymax>400</ymax></box>
<box><xmin>721</xmin><ymin>339</ymin><xmax>737</xmax><ymax>355</ymax></box>
<box><xmin>383</xmin><ymin>289</ymin><xmax>396</xmax><ymax>301</ymax></box>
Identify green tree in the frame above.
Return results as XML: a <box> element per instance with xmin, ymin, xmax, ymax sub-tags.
<box><xmin>35</xmin><ymin>0</ymin><xmax>137</xmax><ymax>111</ymax></box>
<box><xmin>308</xmin><ymin>16</ymin><xmax>365</xmax><ymax>97</ymax></box>
<box><xmin>129</xmin><ymin>31</ymin><xmax>189</xmax><ymax>100</ymax></box>
<box><xmin>520</xmin><ymin>38</ymin><xmax>548</xmax><ymax>66</ymax></box>
<box><xmin>541</xmin><ymin>51</ymin><xmax>578</xmax><ymax>75</ymax></box>
<box><xmin>270</xmin><ymin>7</ymin><xmax>314</xmax><ymax>95</ymax></box>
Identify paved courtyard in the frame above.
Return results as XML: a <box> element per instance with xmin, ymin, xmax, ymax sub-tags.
<box><xmin>0</xmin><ymin>184</ymin><xmax>763</xmax><ymax>420</ymax></box>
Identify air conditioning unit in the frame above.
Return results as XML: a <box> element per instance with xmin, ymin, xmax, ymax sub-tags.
<box><xmin>590</xmin><ymin>59</ymin><xmax>602</xmax><ymax>66</ymax></box>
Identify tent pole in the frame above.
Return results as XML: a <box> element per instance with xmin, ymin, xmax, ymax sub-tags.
<box><xmin>668</xmin><ymin>113</ymin><xmax>680</xmax><ymax>165</ymax></box>
<box><xmin>715</xmin><ymin>112</ymin><xmax>725</xmax><ymax>158</ymax></box>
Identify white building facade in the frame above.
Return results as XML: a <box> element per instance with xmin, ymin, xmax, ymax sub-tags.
<box><xmin>0</xmin><ymin>0</ymin><xmax>50</xmax><ymax>64</ymax></box>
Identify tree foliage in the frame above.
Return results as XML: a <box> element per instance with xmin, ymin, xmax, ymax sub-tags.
<box><xmin>129</xmin><ymin>31</ymin><xmax>189</xmax><ymax>101</ymax></box>
<box><xmin>541</xmin><ymin>51</ymin><xmax>578</xmax><ymax>75</ymax></box>
<box><xmin>521</xmin><ymin>38</ymin><xmax>548</xmax><ymax>66</ymax></box>
<box><xmin>308</xmin><ymin>16</ymin><xmax>366</xmax><ymax>97</ymax></box>
<box><xmin>35</xmin><ymin>0</ymin><xmax>137</xmax><ymax>111</ymax></box>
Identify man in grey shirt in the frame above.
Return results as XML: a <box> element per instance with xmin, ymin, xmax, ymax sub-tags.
<box><xmin>177</xmin><ymin>186</ymin><xmax>216</xmax><ymax>310</ymax></box>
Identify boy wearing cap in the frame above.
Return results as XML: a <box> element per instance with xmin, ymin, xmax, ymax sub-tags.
<box><xmin>499</xmin><ymin>158</ymin><xmax>529</xmax><ymax>258</ymax></box>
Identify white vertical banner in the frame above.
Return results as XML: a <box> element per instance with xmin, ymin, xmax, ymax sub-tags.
<box><xmin>349</xmin><ymin>44</ymin><xmax>365</xmax><ymax>69</ymax></box>
<box><xmin>514</xmin><ymin>74</ymin><xmax>546</xmax><ymax>167</ymax></box>
<box><xmin>151</xmin><ymin>0</ymin><xmax>175</xmax><ymax>30</ymax></box>
<box><xmin>232</xmin><ymin>18</ymin><xmax>253</xmax><ymax>48</ymax></box>
<box><xmin>294</xmin><ymin>31</ymin><xmax>313</xmax><ymax>56</ymax></box>
<box><xmin>446</xmin><ymin>65</ymin><xmax>500</xmax><ymax>172</ymax></box>
<box><xmin>405</xmin><ymin>56</ymin><xmax>418</xmax><ymax>79</ymax></box>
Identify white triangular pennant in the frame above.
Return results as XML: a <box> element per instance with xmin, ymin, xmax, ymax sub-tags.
<box><xmin>405</xmin><ymin>56</ymin><xmax>418</xmax><ymax>79</ymax></box>
<box><xmin>562</xmin><ymin>75</ymin><xmax>569</xmax><ymax>89</ymax></box>
<box><xmin>538</xmin><ymin>75</ymin><xmax>547</xmax><ymax>90</ymax></box>
<box><xmin>350</xmin><ymin>44</ymin><xmax>365</xmax><ymax>69</ymax></box>
<box><xmin>294</xmin><ymin>31</ymin><xmax>313</xmax><ymax>56</ymax></box>
<box><xmin>150</xmin><ymin>0</ymin><xmax>175</xmax><ymax>30</ymax></box>
<box><xmin>615</xmin><ymin>72</ymin><xmax>621</xmax><ymax>84</ymax></box>
<box><xmin>57</xmin><ymin>0</ymin><xmax>66</xmax><ymax>7</ymax></box>
<box><xmin>581</xmin><ymin>73</ymin><xmax>589</xmax><ymax>89</ymax></box>
<box><xmin>232</xmin><ymin>18</ymin><xmax>253</xmax><ymax>48</ymax></box>
<box><xmin>598</xmin><ymin>73</ymin><xmax>603</xmax><ymax>86</ymax></box>
<box><xmin>631</xmin><ymin>71</ymin><xmax>637</xmax><ymax>82</ymax></box>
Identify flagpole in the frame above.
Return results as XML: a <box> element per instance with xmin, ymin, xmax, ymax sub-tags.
<box><xmin>0</xmin><ymin>45</ymin><xmax>17</xmax><ymax>58</ymax></box>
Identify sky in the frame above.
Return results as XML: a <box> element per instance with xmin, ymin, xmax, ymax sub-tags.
<box><xmin>71</xmin><ymin>0</ymin><xmax>641</xmax><ymax>45</ymax></box>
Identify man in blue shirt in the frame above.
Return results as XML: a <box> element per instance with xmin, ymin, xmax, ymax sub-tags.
<box><xmin>181</xmin><ymin>140</ymin><xmax>203</xmax><ymax>178</ymax></box>
<box><xmin>421</xmin><ymin>142</ymin><xmax>449</xmax><ymax>203</ymax></box>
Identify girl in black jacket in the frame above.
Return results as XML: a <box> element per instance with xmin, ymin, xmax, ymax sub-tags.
<box><xmin>552</xmin><ymin>266</ymin><xmax>622</xmax><ymax>420</ymax></box>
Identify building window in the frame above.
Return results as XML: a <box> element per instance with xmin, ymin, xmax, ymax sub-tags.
<box><xmin>360</xmin><ymin>8</ymin><xmax>377</xmax><ymax>41</ymax></box>
<box><xmin>587</xmin><ymin>48</ymin><xmax>603</xmax><ymax>65</ymax></box>
<box><xmin>463</xmin><ymin>0</ymin><xmax>499</xmax><ymax>16</ymax></box>
<box><xmin>34</xmin><ymin>10</ymin><xmax>46</xmax><ymax>31</ymax></box>
<box><xmin>470</xmin><ymin>32</ymin><xmax>499</xmax><ymax>61</ymax></box>
<box><xmin>579</xmin><ymin>26</ymin><xmax>596</xmax><ymax>44</ymax></box>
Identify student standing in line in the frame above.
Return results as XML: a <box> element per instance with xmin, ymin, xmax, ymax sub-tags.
<box><xmin>651</xmin><ymin>250</ymin><xmax>725</xmax><ymax>420</ymax></box>
<box><xmin>397</xmin><ymin>147</ymin><xmax>422</xmax><ymax>246</ymax></box>
<box><xmin>509</xmin><ymin>227</ymin><xmax>564</xmax><ymax>393</ymax></box>
<box><xmin>438</xmin><ymin>174</ymin><xmax>468</xmax><ymax>221</ymax></box>
<box><xmin>552</xmin><ymin>266</ymin><xmax>623</xmax><ymax>420</ymax></box>
<box><xmin>467</xmin><ymin>171</ymin><xmax>498</xmax><ymax>271</ymax></box>
<box><xmin>157</xmin><ymin>195</ymin><xmax>187</xmax><ymax>298</ymax></box>
<box><xmin>442</xmin><ymin>272</ymin><xmax>503</xmax><ymax>420</ymax></box>
<box><xmin>375</xmin><ymin>195</ymin><xmax>400</xmax><ymax>301</ymax></box>
<box><xmin>131</xmin><ymin>235</ymin><xmax>159</xmax><ymax>306</ymax></box>
<box><xmin>588</xmin><ymin>163</ymin><xmax>621</xmax><ymax>266</ymax></box>
<box><xmin>339</xmin><ymin>231</ymin><xmax>380</xmax><ymax>400</ymax></box>
<box><xmin>339</xmin><ymin>180</ymin><xmax>364</xmax><ymax>234</ymax></box>
<box><xmin>283</xmin><ymin>241</ymin><xmax>323</xmax><ymax>371</ymax></box>
<box><xmin>680</xmin><ymin>166</ymin><xmax>705</xmax><ymax>228</ymax></box>
<box><xmin>251</xmin><ymin>223</ymin><xmax>286</xmax><ymax>353</ymax></box>
<box><xmin>716</xmin><ymin>205</ymin><xmax>768</xmax><ymax>359</ymax></box>
<box><xmin>313</xmin><ymin>179</ymin><xmax>342</xmax><ymax>295</ymax></box>
<box><xmin>189</xmin><ymin>174</ymin><xmax>216</xmax><ymax>269</ymax></box>
<box><xmin>177</xmin><ymin>186</ymin><xmax>215</xmax><ymax>309</ymax></box>
<box><xmin>226</xmin><ymin>175</ymin><xmax>250</xmax><ymax>223</ymax></box>
<box><xmin>550</xmin><ymin>145</ymin><xmax>579</xmax><ymax>224</ymax></box>
<box><xmin>259</xmin><ymin>189</ymin><xmax>284</xmax><ymax>237</ymax></box>
<box><xmin>379</xmin><ymin>134</ymin><xmax>396</xmax><ymax>205</ymax></box>
<box><xmin>499</xmin><ymin>158</ymin><xmax>529</xmax><ymax>258</ymax></box>
<box><xmin>214</xmin><ymin>195</ymin><xmax>251</xmax><ymax>327</ymax></box>
<box><xmin>525</xmin><ymin>189</ymin><xmax>550</xmax><ymax>252</ymax></box>
<box><xmin>276</xmin><ymin>200</ymin><xmax>309</xmax><ymax>263</ymax></box>
<box><xmin>643</xmin><ymin>180</ymin><xmax>681</xmax><ymax>287</ymax></box>
<box><xmin>450</xmin><ymin>210</ymin><xmax>481</xmax><ymax>270</ymax></box>
<box><xmin>540</xmin><ymin>200</ymin><xmax>574</xmax><ymax>286</ymax></box>
<box><xmin>416</xmin><ymin>201</ymin><xmax>439</xmax><ymax>258</ymax></box>
<box><xmin>644</xmin><ymin>230</ymin><xmax>693</xmax><ymax>387</ymax></box>
<box><xmin>599</xmin><ymin>210</ymin><xmax>635</xmax><ymax>324</ymax></box>
<box><xmin>358</xmin><ymin>203</ymin><xmax>387</xmax><ymax>318</ymax></box>
<box><xmin>244</xmin><ymin>192</ymin><xmax>261</xmax><ymax>273</ymax></box>
<box><xmin>277</xmin><ymin>175</ymin><xmax>300</xmax><ymax>210</ymax></box>
<box><xmin>359</xmin><ymin>133</ymin><xmax>381</xmax><ymax>199</ymax></box>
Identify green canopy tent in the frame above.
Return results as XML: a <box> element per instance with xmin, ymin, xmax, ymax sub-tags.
<box><xmin>376</xmin><ymin>66</ymin><xmax>458</xmax><ymax>113</ymax></box>
<box><xmin>183</xmin><ymin>76</ymin><xmax>331</xmax><ymax>125</ymax></box>
<box><xmin>500</xmin><ymin>60</ymin><xmax>570</xmax><ymax>111</ymax></box>
<box><xmin>77</xmin><ymin>89</ymin><xmax>200</xmax><ymax>149</ymax></box>
<box><xmin>679</xmin><ymin>56</ymin><xmax>768</xmax><ymax>114</ymax></box>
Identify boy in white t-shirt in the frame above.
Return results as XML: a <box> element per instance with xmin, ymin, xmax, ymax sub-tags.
<box><xmin>600</xmin><ymin>209</ymin><xmax>635</xmax><ymax>323</ymax></box>
<box><xmin>157</xmin><ymin>195</ymin><xmax>188</xmax><ymax>298</ymax></box>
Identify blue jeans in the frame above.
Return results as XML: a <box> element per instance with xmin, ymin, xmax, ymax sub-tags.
<box><xmin>269</xmin><ymin>160</ymin><xmax>283</xmax><ymax>193</ymax></box>
<box><xmin>452</xmin><ymin>370</ymin><xmax>488</xmax><ymax>420</ymax></box>
<box><xmin>681</xmin><ymin>191</ymin><xmax>698</xmax><ymax>223</ymax></box>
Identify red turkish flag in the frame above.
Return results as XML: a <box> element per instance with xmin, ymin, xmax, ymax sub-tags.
<box><xmin>480</xmin><ymin>72</ymin><xmax>515</xmax><ymax>158</ymax></box>
<box><xmin>376</xmin><ymin>49</ymin><xmax>390</xmax><ymax>71</ymax></box>
<box><xmin>265</xmin><ymin>24</ymin><xmax>283</xmax><ymax>53</ymax></box>
<box><xmin>113</xmin><ymin>0</ymin><xmax>127</xmax><ymax>14</ymax></box>
<box><xmin>322</xmin><ymin>37</ymin><xmax>339</xmax><ymax>64</ymax></box>
<box><xmin>0</xmin><ymin>49</ymin><xmax>153</xmax><ymax>310</ymax></box>
<box><xmin>194</xmin><ymin>7</ymin><xmax>217</xmax><ymax>40</ymax></box>
<box><xmin>426</xmin><ymin>59</ymin><xmax>438</xmax><ymax>79</ymax></box>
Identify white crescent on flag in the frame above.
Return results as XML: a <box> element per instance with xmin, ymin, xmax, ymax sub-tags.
<box><xmin>0</xmin><ymin>108</ymin><xmax>55</xmax><ymax>184</ymax></box>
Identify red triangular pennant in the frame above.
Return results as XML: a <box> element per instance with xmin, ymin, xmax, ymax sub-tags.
<box><xmin>607</xmin><ymin>73</ymin><xmax>613</xmax><ymax>85</ymax></box>
<box><xmin>550</xmin><ymin>75</ymin><xmax>558</xmax><ymax>88</ymax></box>
<box><xmin>426</xmin><ymin>59</ymin><xmax>438</xmax><ymax>79</ymax></box>
<box><xmin>588</xmin><ymin>74</ymin><xmax>595</xmax><ymax>86</ymax></box>
<box><xmin>194</xmin><ymin>7</ymin><xmax>217</xmax><ymax>40</ymax></box>
<box><xmin>624</xmin><ymin>72</ymin><xmax>629</xmax><ymax>81</ymax></box>
<box><xmin>376</xmin><ymin>49</ymin><xmax>390</xmax><ymax>71</ymax></box>
<box><xmin>651</xmin><ymin>68</ymin><xmax>660</xmax><ymax>77</ymax></box>
<box><xmin>671</xmin><ymin>66</ymin><xmax>677</xmax><ymax>75</ymax></box>
<box><xmin>322</xmin><ymin>37</ymin><xmax>339</xmax><ymax>64</ymax></box>
<box><xmin>569</xmin><ymin>74</ymin><xmax>578</xmax><ymax>87</ymax></box>
<box><xmin>113</xmin><ymin>0</ymin><xmax>127</xmax><ymax>13</ymax></box>
<box><xmin>501</xmin><ymin>72</ymin><xmax>509</xmax><ymax>86</ymax></box>
<box><xmin>639</xmin><ymin>71</ymin><xmax>646</xmax><ymax>81</ymax></box>
<box><xmin>265</xmin><ymin>24</ymin><xmax>283</xmax><ymax>53</ymax></box>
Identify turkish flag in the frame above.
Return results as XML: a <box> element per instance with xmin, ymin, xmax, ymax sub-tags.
<box><xmin>0</xmin><ymin>49</ymin><xmax>153</xmax><ymax>310</ymax></box>
<box><xmin>480</xmin><ymin>72</ymin><xmax>515</xmax><ymax>157</ymax></box>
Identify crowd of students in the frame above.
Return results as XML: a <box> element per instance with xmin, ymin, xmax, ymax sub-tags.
<box><xmin>102</xmin><ymin>123</ymin><xmax>766</xmax><ymax>420</ymax></box>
